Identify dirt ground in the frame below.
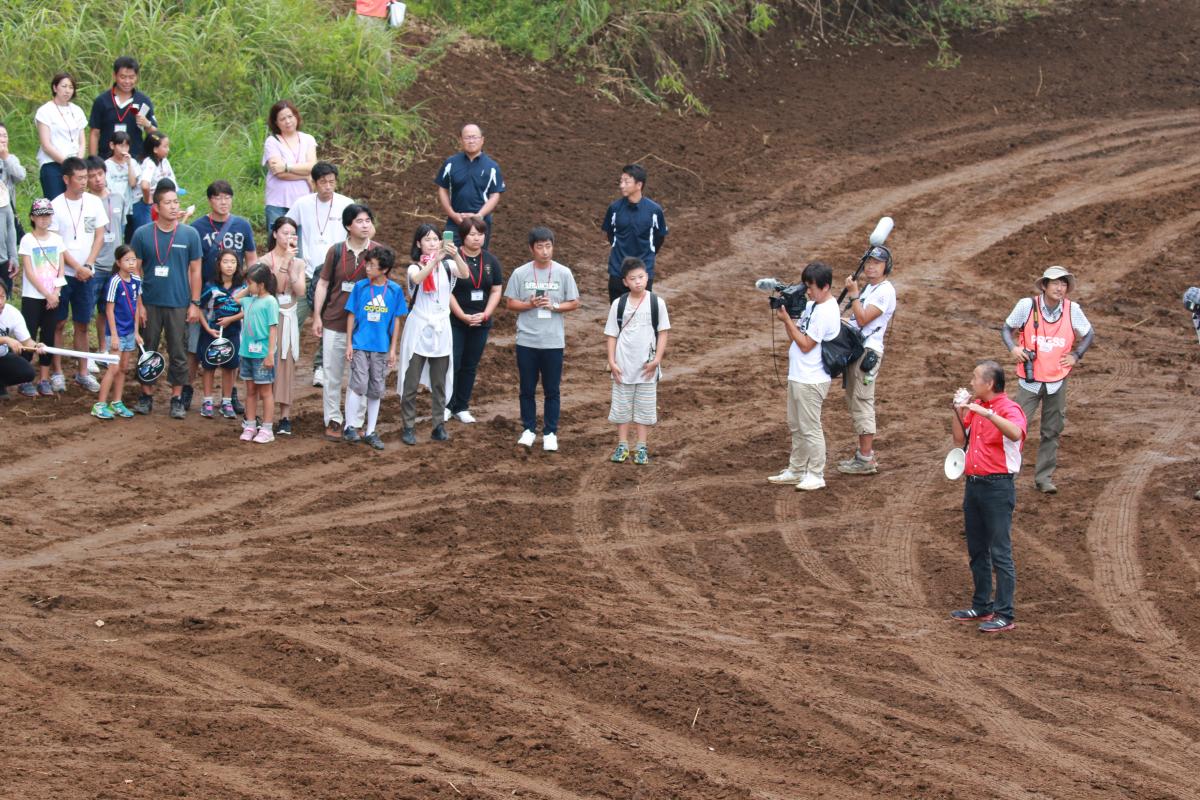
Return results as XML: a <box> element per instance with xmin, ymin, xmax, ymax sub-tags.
<box><xmin>3</xmin><ymin>0</ymin><xmax>1200</xmax><ymax>797</ymax></box>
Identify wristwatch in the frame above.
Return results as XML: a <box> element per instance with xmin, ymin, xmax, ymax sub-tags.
<box><xmin>190</xmin><ymin>299</ymin><xmax>202</xmax><ymax>307</ymax></box>
<box><xmin>552</xmin><ymin>301</ymin><xmax>561</xmax><ymax>311</ymax></box>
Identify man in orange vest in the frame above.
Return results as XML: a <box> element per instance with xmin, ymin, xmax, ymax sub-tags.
<box><xmin>1001</xmin><ymin>266</ymin><xmax>1094</xmax><ymax>494</ymax></box>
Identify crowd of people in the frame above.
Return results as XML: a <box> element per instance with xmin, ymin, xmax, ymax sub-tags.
<box><xmin>0</xmin><ymin>54</ymin><xmax>1120</xmax><ymax>633</ymax></box>
<box><xmin>0</xmin><ymin>56</ymin><xmax>677</xmax><ymax>461</ymax></box>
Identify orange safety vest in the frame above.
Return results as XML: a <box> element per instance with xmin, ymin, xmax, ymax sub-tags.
<box><xmin>1018</xmin><ymin>296</ymin><xmax>1075</xmax><ymax>383</ymax></box>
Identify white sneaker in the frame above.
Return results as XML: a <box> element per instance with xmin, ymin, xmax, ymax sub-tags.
<box><xmin>312</xmin><ymin>367</ymin><xmax>324</xmax><ymax>387</ymax></box>
<box><xmin>455</xmin><ymin>410</ymin><xmax>476</xmax><ymax>424</ymax></box>
<box><xmin>517</xmin><ymin>429</ymin><xmax>536</xmax><ymax>448</ymax></box>
<box><xmin>796</xmin><ymin>474</ymin><xmax>826</xmax><ymax>491</ymax></box>
<box><xmin>543</xmin><ymin>433</ymin><xmax>558</xmax><ymax>452</ymax></box>
<box><xmin>87</xmin><ymin>359</ymin><xmax>100</xmax><ymax>374</ymax></box>
<box><xmin>767</xmin><ymin>468</ymin><xmax>804</xmax><ymax>485</ymax></box>
<box><xmin>444</xmin><ymin>407</ymin><xmax>452</xmax><ymax>422</ymax></box>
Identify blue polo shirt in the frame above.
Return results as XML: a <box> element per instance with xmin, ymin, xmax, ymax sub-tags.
<box><xmin>88</xmin><ymin>88</ymin><xmax>158</xmax><ymax>160</ymax></box>
<box><xmin>192</xmin><ymin>214</ymin><xmax>256</xmax><ymax>284</ymax></box>
<box><xmin>602</xmin><ymin>196</ymin><xmax>668</xmax><ymax>278</ymax></box>
<box><xmin>433</xmin><ymin>151</ymin><xmax>505</xmax><ymax>217</ymax></box>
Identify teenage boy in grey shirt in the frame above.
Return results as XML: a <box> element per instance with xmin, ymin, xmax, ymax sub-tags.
<box><xmin>503</xmin><ymin>226</ymin><xmax>580</xmax><ymax>452</ymax></box>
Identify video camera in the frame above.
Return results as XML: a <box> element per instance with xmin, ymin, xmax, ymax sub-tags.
<box><xmin>1185</xmin><ymin>287</ymin><xmax>1200</xmax><ymax>314</ymax></box>
<box><xmin>755</xmin><ymin>278</ymin><xmax>809</xmax><ymax>318</ymax></box>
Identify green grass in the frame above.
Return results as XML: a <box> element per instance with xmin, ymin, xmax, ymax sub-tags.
<box><xmin>409</xmin><ymin>0</ymin><xmax>1055</xmax><ymax>107</ymax></box>
<box><xmin>0</xmin><ymin>0</ymin><xmax>430</xmax><ymax>229</ymax></box>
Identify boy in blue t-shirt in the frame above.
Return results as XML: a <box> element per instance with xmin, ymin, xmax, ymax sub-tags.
<box><xmin>343</xmin><ymin>245</ymin><xmax>406</xmax><ymax>450</ymax></box>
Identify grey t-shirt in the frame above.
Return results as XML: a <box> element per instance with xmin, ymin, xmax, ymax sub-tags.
<box><xmin>94</xmin><ymin>192</ymin><xmax>128</xmax><ymax>268</ymax></box>
<box><xmin>504</xmin><ymin>260</ymin><xmax>580</xmax><ymax>349</ymax></box>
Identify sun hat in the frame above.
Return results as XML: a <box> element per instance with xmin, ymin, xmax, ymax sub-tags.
<box><xmin>30</xmin><ymin>198</ymin><xmax>53</xmax><ymax>216</ymax></box>
<box><xmin>1037</xmin><ymin>265</ymin><xmax>1075</xmax><ymax>294</ymax></box>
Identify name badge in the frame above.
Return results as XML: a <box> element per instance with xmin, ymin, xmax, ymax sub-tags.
<box><xmin>113</xmin><ymin>123</ymin><xmax>127</xmax><ymax>134</ymax></box>
<box><xmin>537</xmin><ymin>307</ymin><xmax>552</xmax><ymax>319</ymax></box>
<box><xmin>278</xmin><ymin>293</ymin><xmax>292</xmax><ymax>306</ymax></box>
<box><xmin>248</xmin><ymin>342</ymin><xmax>264</xmax><ymax>354</ymax></box>
<box><xmin>470</xmin><ymin>290</ymin><xmax>484</xmax><ymax>302</ymax></box>
<box><xmin>154</xmin><ymin>265</ymin><xmax>169</xmax><ymax>277</ymax></box>
<box><xmin>103</xmin><ymin>232</ymin><xmax>115</xmax><ymax>243</ymax></box>
<box><xmin>367</xmin><ymin>311</ymin><xmax>381</xmax><ymax>323</ymax></box>
<box><xmin>341</xmin><ymin>281</ymin><xmax>355</xmax><ymax>293</ymax></box>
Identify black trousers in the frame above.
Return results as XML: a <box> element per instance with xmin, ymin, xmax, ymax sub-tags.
<box><xmin>20</xmin><ymin>297</ymin><xmax>55</xmax><ymax>367</ymax></box>
<box><xmin>449</xmin><ymin>322</ymin><xmax>490</xmax><ymax>413</ymax></box>
<box><xmin>1</xmin><ymin>351</ymin><xmax>36</xmax><ymax>386</ymax></box>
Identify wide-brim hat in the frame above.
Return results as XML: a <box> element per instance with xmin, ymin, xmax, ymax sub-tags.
<box><xmin>1037</xmin><ymin>265</ymin><xmax>1075</xmax><ymax>294</ymax></box>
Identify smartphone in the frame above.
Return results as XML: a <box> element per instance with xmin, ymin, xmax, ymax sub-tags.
<box><xmin>534</xmin><ymin>289</ymin><xmax>546</xmax><ymax>298</ymax></box>
<box><xmin>442</xmin><ymin>230</ymin><xmax>454</xmax><ymax>243</ymax></box>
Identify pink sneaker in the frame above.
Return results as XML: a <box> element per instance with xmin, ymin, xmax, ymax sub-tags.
<box><xmin>239</xmin><ymin>425</ymin><xmax>257</xmax><ymax>441</ymax></box>
<box><xmin>253</xmin><ymin>427</ymin><xmax>275</xmax><ymax>444</ymax></box>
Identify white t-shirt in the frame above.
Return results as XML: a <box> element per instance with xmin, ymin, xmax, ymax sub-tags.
<box><xmin>0</xmin><ymin>303</ymin><xmax>32</xmax><ymax>355</ymax></box>
<box><xmin>139</xmin><ymin>157</ymin><xmax>176</xmax><ymax>197</ymax></box>
<box><xmin>604</xmin><ymin>293</ymin><xmax>671</xmax><ymax>384</ymax></box>
<box><xmin>35</xmin><ymin>101</ymin><xmax>87</xmax><ymax>166</ymax></box>
<box><xmin>289</xmin><ymin>191</ymin><xmax>352</xmax><ymax>277</ymax></box>
<box><xmin>18</xmin><ymin>231</ymin><xmax>66</xmax><ymax>300</ymax></box>
<box><xmin>847</xmin><ymin>279</ymin><xmax>897</xmax><ymax>352</ymax></box>
<box><xmin>48</xmin><ymin>193</ymin><xmax>109</xmax><ymax>277</ymax></box>
<box><xmin>788</xmin><ymin>297</ymin><xmax>840</xmax><ymax>384</ymax></box>
<box><xmin>106</xmin><ymin>157</ymin><xmax>141</xmax><ymax>209</ymax></box>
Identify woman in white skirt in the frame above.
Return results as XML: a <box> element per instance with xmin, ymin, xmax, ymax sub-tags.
<box><xmin>396</xmin><ymin>223</ymin><xmax>468</xmax><ymax>445</ymax></box>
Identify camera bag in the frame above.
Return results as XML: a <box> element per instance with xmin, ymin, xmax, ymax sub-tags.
<box><xmin>821</xmin><ymin>321</ymin><xmax>865</xmax><ymax>379</ymax></box>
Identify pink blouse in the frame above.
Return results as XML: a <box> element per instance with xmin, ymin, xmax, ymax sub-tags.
<box><xmin>262</xmin><ymin>132</ymin><xmax>317</xmax><ymax>208</ymax></box>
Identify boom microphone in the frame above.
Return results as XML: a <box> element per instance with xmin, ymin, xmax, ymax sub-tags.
<box><xmin>756</xmin><ymin>277</ymin><xmax>786</xmax><ymax>292</ymax></box>
<box><xmin>868</xmin><ymin>216</ymin><xmax>894</xmax><ymax>247</ymax></box>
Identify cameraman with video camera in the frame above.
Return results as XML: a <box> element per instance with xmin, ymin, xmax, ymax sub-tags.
<box><xmin>768</xmin><ymin>262</ymin><xmax>841</xmax><ymax>492</ymax></box>
<box><xmin>837</xmin><ymin>245</ymin><xmax>897</xmax><ymax>475</ymax></box>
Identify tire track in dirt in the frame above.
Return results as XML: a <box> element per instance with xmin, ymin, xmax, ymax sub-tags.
<box><xmin>0</xmin><ymin>662</ymin><xmax>294</xmax><ymax>799</ymax></box>
<box><xmin>1086</xmin><ymin>413</ymin><xmax>1188</xmax><ymax>649</ymax></box>
<box><xmin>106</xmin><ymin>641</ymin><xmax>576</xmax><ymax>800</ymax></box>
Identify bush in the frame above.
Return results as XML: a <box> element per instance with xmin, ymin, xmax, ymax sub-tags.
<box><xmin>0</xmin><ymin>0</ymin><xmax>425</xmax><ymax>227</ymax></box>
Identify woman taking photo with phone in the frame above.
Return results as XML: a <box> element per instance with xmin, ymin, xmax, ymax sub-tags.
<box><xmin>396</xmin><ymin>224</ymin><xmax>469</xmax><ymax>445</ymax></box>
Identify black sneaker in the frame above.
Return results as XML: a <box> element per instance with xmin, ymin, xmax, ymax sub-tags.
<box><xmin>431</xmin><ymin>423</ymin><xmax>449</xmax><ymax>442</ymax></box>
<box><xmin>169</xmin><ymin>397</ymin><xmax>186</xmax><ymax>419</ymax></box>
<box><xmin>342</xmin><ymin>426</ymin><xmax>361</xmax><ymax>444</ymax></box>
<box><xmin>950</xmin><ymin>608</ymin><xmax>994</xmax><ymax>623</ymax></box>
<box><xmin>180</xmin><ymin>384</ymin><xmax>194</xmax><ymax>411</ymax></box>
<box><xmin>231</xmin><ymin>387</ymin><xmax>245</xmax><ymax>415</ymax></box>
<box><xmin>401</xmin><ymin>427</ymin><xmax>416</xmax><ymax>446</ymax></box>
<box><xmin>978</xmin><ymin>616</ymin><xmax>1016</xmax><ymax>633</ymax></box>
<box><xmin>135</xmin><ymin>395</ymin><xmax>153</xmax><ymax>415</ymax></box>
<box><xmin>277</xmin><ymin>417</ymin><xmax>292</xmax><ymax>436</ymax></box>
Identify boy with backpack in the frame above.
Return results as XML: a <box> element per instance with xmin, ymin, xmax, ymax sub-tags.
<box><xmin>604</xmin><ymin>257</ymin><xmax>670</xmax><ymax>465</ymax></box>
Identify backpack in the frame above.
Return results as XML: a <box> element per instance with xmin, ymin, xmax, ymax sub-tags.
<box><xmin>615</xmin><ymin>291</ymin><xmax>660</xmax><ymax>333</ymax></box>
<box><xmin>821</xmin><ymin>320</ymin><xmax>865</xmax><ymax>379</ymax></box>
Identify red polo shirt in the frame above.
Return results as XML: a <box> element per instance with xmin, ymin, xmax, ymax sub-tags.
<box><xmin>962</xmin><ymin>393</ymin><xmax>1027</xmax><ymax>476</ymax></box>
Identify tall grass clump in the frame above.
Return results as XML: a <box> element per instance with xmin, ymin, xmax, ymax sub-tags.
<box><xmin>0</xmin><ymin>0</ymin><xmax>428</xmax><ymax>227</ymax></box>
<box><xmin>409</xmin><ymin>0</ymin><xmax>782</xmax><ymax>111</ymax></box>
<box><xmin>410</xmin><ymin>0</ymin><xmax>1052</xmax><ymax>108</ymax></box>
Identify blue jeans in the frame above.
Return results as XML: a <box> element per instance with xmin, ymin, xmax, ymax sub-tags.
<box><xmin>265</xmin><ymin>204</ymin><xmax>289</xmax><ymax>234</ymax></box>
<box><xmin>39</xmin><ymin>162</ymin><xmax>66</xmax><ymax>200</ymax></box>
<box><xmin>963</xmin><ymin>475</ymin><xmax>1017</xmax><ymax>620</ymax></box>
<box><xmin>449</xmin><ymin>322</ymin><xmax>490</xmax><ymax>413</ymax></box>
<box><xmin>130</xmin><ymin>200</ymin><xmax>152</xmax><ymax>232</ymax></box>
<box><xmin>515</xmin><ymin>344</ymin><xmax>563</xmax><ymax>435</ymax></box>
